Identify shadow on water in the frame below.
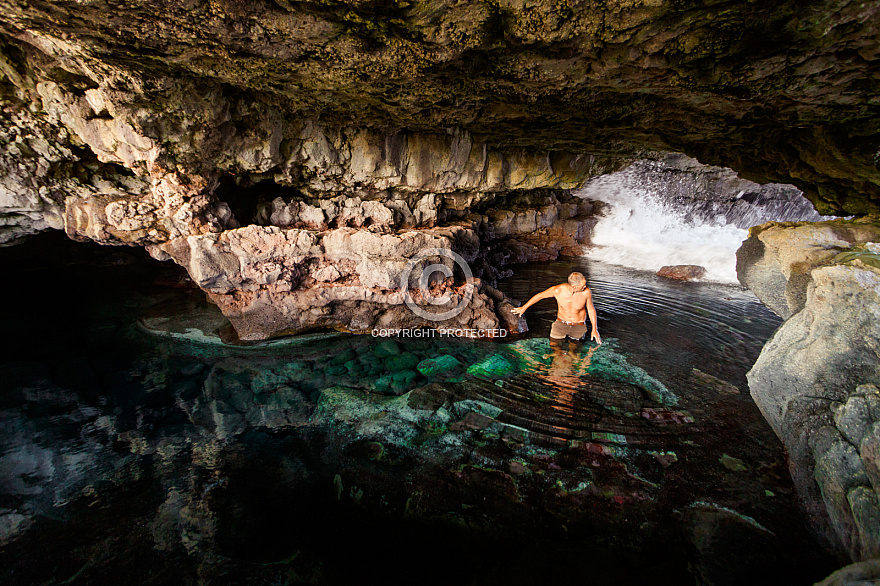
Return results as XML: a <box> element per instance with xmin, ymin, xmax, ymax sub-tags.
<box><xmin>0</xmin><ymin>234</ymin><xmax>837</xmax><ymax>585</ymax></box>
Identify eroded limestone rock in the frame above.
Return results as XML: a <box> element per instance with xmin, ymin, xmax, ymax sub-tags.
<box><xmin>0</xmin><ymin>84</ymin><xmax>157</xmax><ymax>245</ymax></box>
<box><xmin>141</xmin><ymin>187</ymin><xmax>595</xmax><ymax>338</ymax></box>
<box><xmin>0</xmin><ymin>0</ymin><xmax>878</xmax><ymax>215</ymax></box>
<box><xmin>741</xmin><ymin>220</ymin><xmax>880</xmax><ymax>561</ymax></box>
<box><xmin>152</xmin><ymin>223</ymin><xmax>529</xmax><ymax>339</ymax></box>
<box><xmin>737</xmin><ymin>220</ymin><xmax>880</xmax><ymax>319</ymax></box>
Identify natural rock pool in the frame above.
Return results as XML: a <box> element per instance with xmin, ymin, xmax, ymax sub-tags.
<box><xmin>0</xmin><ymin>234</ymin><xmax>837</xmax><ymax>585</ymax></box>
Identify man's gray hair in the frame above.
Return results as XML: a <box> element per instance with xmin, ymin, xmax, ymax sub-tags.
<box><xmin>568</xmin><ymin>272</ymin><xmax>586</xmax><ymax>288</ymax></box>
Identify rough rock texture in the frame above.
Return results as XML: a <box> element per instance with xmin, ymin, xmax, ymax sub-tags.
<box><xmin>681</xmin><ymin>502</ymin><xmax>780</xmax><ymax>586</ymax></box>
<box><xmin>1</xmin><ymin>0</ymin><xmax>879</xmax><ymax>336</ymax></box>
<box><xmin>1</xmin><ymin>0</ymin><xmax>878</xmax><ymax>217</ymax></box>
<box><xmin>0</xmin><ymin>83</ymin><xmax>155</xmax><ymax>245</ymax></box>
<box><xmin>737</xmin><ymin>219</ymin><xmax>880</xmax><ymax>319</ymax></box>
<box><xmin>739</xmin><ymin>220</ymin><xmax>880</xmax><ymax>562</ymax></box>
<box><xmin>153</xmin><ymin>223</ymin><xmax>522</xmax><ymax>339</ymax></box>
<box><xmin>606</xmin><ymin>154</ymin><xmax>825</xmax><ymax>229</ymax></box>
<box><xmin>656</xmin><ymin>265</ymin><xmax>706</xmax><ymax>281</ymax></box>
<box><xmin>1</xmin><ymin>12</ymin><xmax>609</xmax><ymax>335</ymax></box>
<box><xmin>0</xmin><ymin>33</ymin><xmax>614</xmax><ymax>246</ymax></box>
<box><xmin>815</xmin><ymin>559</ymin><xmax>880</xmax><ymax>586</ymax></box>
<box><xmin>151</xmin><ymin>190</ymin><xmax>596</xmax><ymax>338</ymax></box>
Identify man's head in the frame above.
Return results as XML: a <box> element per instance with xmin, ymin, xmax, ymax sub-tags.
<box><xmin>568</xmin><ymin>272</ymin><xmax>586</xmax><ymax>292</ymax></box>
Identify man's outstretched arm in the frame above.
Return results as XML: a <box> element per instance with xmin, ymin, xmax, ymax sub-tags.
<box><xmin>511</xmin><ymin>285</ymin><xmax>560</xmax><ymax>316</ymax></box>
<box><xmin>585</xmin><ymin>288</ymin><xmax>601</xmax><ymax>344</ymax></box>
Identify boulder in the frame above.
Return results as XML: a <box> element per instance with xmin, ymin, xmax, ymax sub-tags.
<box><xmin>656</xmin><ymin>265</ymin><xmax>706</xmax><ymax>281</ymax></box>
<box><xmin>740</xmin><ymin>219</ymin><xmax>880</xmax><ymax>561</ymax></box>
<box><xmin>736</xmin><ymin>219</ymin><xmax>880</xmax><ymax>319</ymax></box>
<box><xmin>153</xmin><ymin>223</ymin><xmax>530</xmax><ymax>339</ymax></box>
<box><xmin>814</xmin><ymin>559</ymin><xmax>880</xmax><ymax>586</ymax></box>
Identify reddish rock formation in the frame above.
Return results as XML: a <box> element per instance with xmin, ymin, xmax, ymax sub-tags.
<box><xmin>656</xmin><ymin>265</ymin><xmax>706</xmax><ymax>281</ymax></box>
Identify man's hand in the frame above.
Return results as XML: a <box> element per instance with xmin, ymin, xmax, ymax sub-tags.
<box><xmin>511</xmin><ymin>306</ymin><xmax>526</xmax><ymax>316</ymax></box>
<box><xmin>591</xmin><ymin>330</ymin><xmax>602</xmax><ymax>345</ymax></box>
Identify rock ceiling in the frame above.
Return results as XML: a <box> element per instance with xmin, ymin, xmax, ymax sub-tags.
<box><xmin>0</xmin><ymin>0</ymin><xmax>878</xmax><ymax>215</ymax></box>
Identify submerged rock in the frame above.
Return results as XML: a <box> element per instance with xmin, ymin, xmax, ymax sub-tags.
<box><xmin>374</xmin><ymin>370</ymin><xmax>420</xmax><ymax>396</ymax></box>
<box><xmin>507</xmin><ymin>338</ymin><xmax>680</xmax><ymax>406</ymax></box>
<box><xmin>814</xmin><ymin>559</ymin><xmax>880</xmax><ymax>586</ymax></box>
<box><xmin>682</xmin><ymin>502</ymin><xmax>779</xmax><ymax>586</ymax></box>
<box><xmin>466</xmin><ymin>354</ymin><xmax>516</xmax><ymax>380</ymax></box>
<box><xmin>692</xmin><ymin>369</ymin><xmax>740</xmax><ymax>395</ymax></box>
<box><xmin>719</xmin><ymin>454</ymin><xmax>749</xmax><ymax>472</ymax></box>
<box><xmin>0</xmin><ymin>510</ymin><xmax>32</xmax><ymax>546</ymax></box>
<box><xmin>417</xmin><ymin>355</ymin><xmax>462</xmax><ymax>378</ymax></box>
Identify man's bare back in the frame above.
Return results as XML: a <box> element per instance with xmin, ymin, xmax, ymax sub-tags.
<box><xmin>511</xmin><ymin>272</ymin><xmax>601</xmax><ymax>344</ymax></box>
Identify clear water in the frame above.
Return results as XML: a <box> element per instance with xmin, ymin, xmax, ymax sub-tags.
<box><xmin>0</xmin><ymin>234</ymin><xmax>836</xmax><ymax>585</ymax></box>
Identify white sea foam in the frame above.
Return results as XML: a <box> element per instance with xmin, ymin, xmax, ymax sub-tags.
<box><xmin>576</xmin><ymin>173</ymin><xmax>749</xmax><ymax>284</ymax></box>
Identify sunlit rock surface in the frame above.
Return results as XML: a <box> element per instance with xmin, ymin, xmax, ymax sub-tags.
<box><xmin>656</xmin><ymin>265</ymin><xmax>706</xmax><ymax>281</ymax></box>
<box><xmin>0</xmin><ymin>95</ymin><xmax>154</xmax><ymax>245</ymax></box>
<box><xmin>737</xmin><ymin>219</ymin><xmax>880</xmax><ymax>319</ymax></box>
<box><xmin>146</xmin><ymin>188</ymin><xmax>598</xmax><ymax>337</ymax></box>
<box><xmin>739</xmin><ymin>220</ymin><xmax>880</xmax><ymax>561</ymax></box>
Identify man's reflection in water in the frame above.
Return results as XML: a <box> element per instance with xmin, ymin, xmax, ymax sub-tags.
<box><xmin>542</xmin><ymin>339</ymin><xmax>599</xmax><ymax>414</ymax></box>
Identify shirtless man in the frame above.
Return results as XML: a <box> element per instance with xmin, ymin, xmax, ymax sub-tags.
<box><xmin>511</xmin><ymin>272</ymin><xmax>601</xmax><ymax>345</ymax></box>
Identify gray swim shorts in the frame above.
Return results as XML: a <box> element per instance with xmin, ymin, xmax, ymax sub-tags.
<box><xmin>550</xmin><ymin>319</ymin><xmax>587</xmax><ymax>341</ymax></box>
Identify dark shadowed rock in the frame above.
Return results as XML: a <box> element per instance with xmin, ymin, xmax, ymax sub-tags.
<box><xmin>682</xmin><ymin>502</ymin><xmax>780</xmax><ymax>586</ymax></box>
<box><xmin>814</xmin><ymin>559</ymin><xmax>880</xmax><ymax>586</ymax></box>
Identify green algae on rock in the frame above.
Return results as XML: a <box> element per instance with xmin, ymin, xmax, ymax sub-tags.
<box><xmin>416</xmin><ymin>354</ymin><xmax>462</xmax><ymax>377</ymax></box>
<box><xmin>466</xmin><ymin>353</ymin><xmax>517</xmax><ymax>380</ymax></box>
<box><xmin>507</xmin><ymin>338</ymin><xmax>680</xmax><ymax>406</ymax></box>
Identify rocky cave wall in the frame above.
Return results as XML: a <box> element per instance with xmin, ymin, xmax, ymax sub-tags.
<box><xmin>0</xmin><ymin>10</ymin><xmax>622</xmax><ymax>338</ymax></box>
<box><xmin>1</xmin><ymin>0</ymin><xmax>878</xmax><ymax>218</ymax></box>
<box><xmin>738</xmin><ymin>220</ymin><xmax>880</xmax><ymax>564</ymax></box>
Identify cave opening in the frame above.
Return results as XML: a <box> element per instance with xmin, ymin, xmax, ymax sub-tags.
<box><xmin>214</xmin><ymin>174</ymin><xmax>307</xmax><ymax>227</ymax></box>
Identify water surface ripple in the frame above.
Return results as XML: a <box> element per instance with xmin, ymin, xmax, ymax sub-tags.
<box><xmin>0</xmin><ymin>235</ymin><xmax>836</xmax><ymax>585</ymax></box>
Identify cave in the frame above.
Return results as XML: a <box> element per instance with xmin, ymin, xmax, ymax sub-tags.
<box><xmin>213</xmin><ymin>174</ymin><xmax>308</xmax><ymax>227</ymax></box>
<box><xmin>1</xmin><ymin>1</ymin><xmax>879</xmax><ymax>584</ymax></box>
